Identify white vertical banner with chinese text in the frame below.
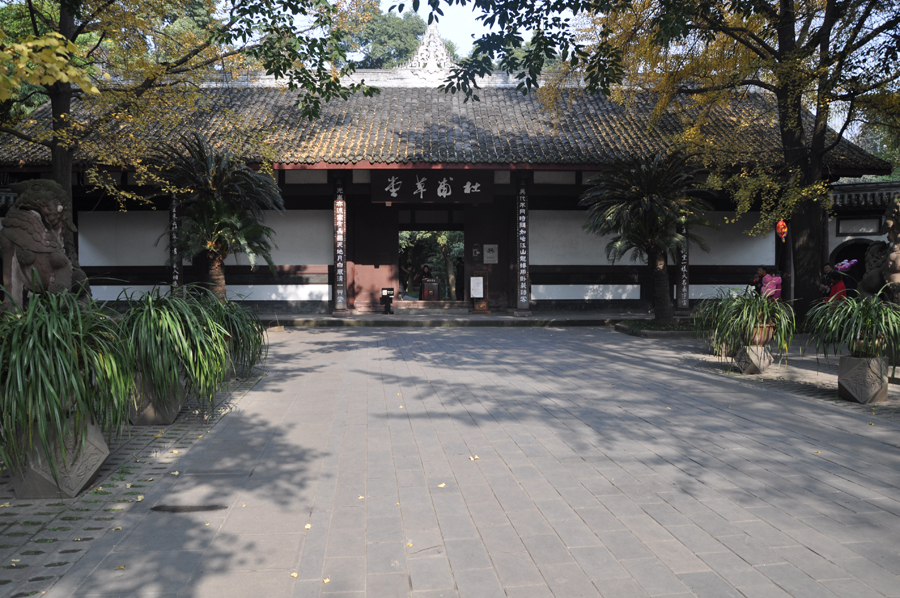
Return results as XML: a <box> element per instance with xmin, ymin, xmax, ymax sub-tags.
<box><xmin>516</xmin><ymin>186</ymin><xmax>531</xmax><ymax>315</ymax></box>
<box><xmin>333</xmin><ymin>182</ymin><xmax>349</xmax><ymax>315</ymax></box>
<box><xmin>675</xmin><ymin>223</ymin><xmax>690</xmax><ymax>312</ymax></box>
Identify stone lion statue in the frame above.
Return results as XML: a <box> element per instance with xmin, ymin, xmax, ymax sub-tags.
<box><xmin>859</xmin><ymin>196</ymin><xmax>900</xmax><ymax>303</ymax></box>
<box><xmin>0</xmin><ymin>179</ymin><xmax>89</xmax><ymax>309</ymax></box>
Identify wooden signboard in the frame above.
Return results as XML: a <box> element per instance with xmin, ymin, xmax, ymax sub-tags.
<box><xmin>372</xmin><ymin>171</ymin><xmax>493</xmax><ymax>203</ymax></box>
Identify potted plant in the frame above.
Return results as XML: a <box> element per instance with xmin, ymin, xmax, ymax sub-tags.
<box><xmin>199</xmin><ymin>292</ymin><xmax>268</xmax><ymax>379</ymax></box>
<box><xmin>716</xmin><ymin>288</ymin><xmax>795</xmax><ymax>374</ymax></box>
<box><xmin>806</xmin><ymin>292</ymin><xmax>900</xmax><ymax>404</ymax></box>
<box><xmin>692</xmin><ymin>288</ymin><xmax>740</xmax><ymax>357</ymax></box>
<box><xmin>120</xmin><ymin>287</ymin><xmax>228</xmax><ymax>425</ymax></box>
<box><xmin>0</xmin><ymin>292</ymin><xmax>132</xmax><ymax>498</ymax></box>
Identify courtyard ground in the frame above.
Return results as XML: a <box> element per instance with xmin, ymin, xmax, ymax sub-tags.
<box><xmin>7</xmin><ymin>327</ymin><xmax>900</xmax><ymax>597</ymax></box>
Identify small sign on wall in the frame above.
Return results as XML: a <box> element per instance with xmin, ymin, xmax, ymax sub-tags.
<box><xmin>483</xmin><ymin>244</ymin><xmax>498</xmax><ymax>264</ymax></box>
<box><xmin>471</xmin><ymin>277</ymin><xmax>484</xmax><ymax>298</ymax></box>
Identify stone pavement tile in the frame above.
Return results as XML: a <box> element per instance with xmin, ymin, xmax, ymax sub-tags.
<box><xmin>73</xmin><ymin>550</ymin><xmax>203</xmax><ymax>596</ymax></box>
<box><xmin>410</xmin><ymin>591</ymin><xmax>458</xmax><ymax>598</ymax></box>
<box><xmin>645</xmin><ymin>540</ymin><xmax>710</xmax><ymax>574</ymax></box>
<box><xmin>620</xmin><ymin>514</ymin><xmax>677</xmax><ymax>544</ymax></box>
<box><xmin>596</xmin><ymin>529</ymin><xmax>654</xmax><ymax>560</ymax></box>
<box><xmin>490</xmin><ymin>551</ymin><xmax>545</xmax><ymax>587</ymax></box>
<box><xmin>735</xmin><ymin>519</ymin><xmax>801</xmax><ymax>548</ymax></box>
<box><xmin>520</xmin><ymin>533</ymin><xmax>575</xmax><ymax>566</ymax></box>
<box><xmin>620</xmin><ymin>557</ymin><xmax>689</xmax><ymax>596</ymax></box>
<box><xmin>772</xmin><ymin>545</ymin><xmax>854</xmax><ymax>581</ymax></box>
<box><xmin>569</xmin><ymin>546</ymin><xmax>629</xmax><ymax>581</ymax></box>
<box><xmin>220</xmin><ymin>506</ymin><xmax>306</xmax><ymax>534</ymax></box>
<box><xmin>821</xmin><ymin>577</ymin><xmax>888</xmax><ymax>598</ymax></box>
<box><xmin>368</xmin><ymin>516</ymin><xmax>404</xmax><ymax>544</ymax></box>
<box><xmin>367</xmin><ymin>496</ymin><xmax>403</xmax><ymax>519</ymax></box>
<box><xmin>745</xmin><ymin>505</ymin><xmax>809</xmax><ymax>531</ymax></box>
<box><xmin>199</xmin><ymin>533</ymin><xmax>303</xmax><ymax>571</ymax></box>
<box><xmin>502</xmin><ymin>585</ymin><xmax>554</xmax><ymax>598</ymax></box>
<box><xmin>366</xmin><ymin>572</ymin><xmax>411</xmax><ymax>597</ymax></box>
<box><xmin>506</xmin><ymin>510</ymin><xmax>556</xmax><ymax>537</ymax></box>
<box><xmin>756</xmin><ymin>562</ymin><xmax>841</xmax><ymax>598</ymax></box>
<box><xmin>443</xmin><ymin>538</ymin><xmax>490</xmax><ymax>570</ymax></box>
<box><xmin>367</xmin><ymin>541</ymin><xmax>407</xmax><ymax>574</ymax></box>
<box><xmin>734</xmin><ymin>581</ymin><xmax>792</xmax><ymax>598</ymax></box>
<box><xmin>181</xmin><ymin>570</ymin><xmax>295</xmax><ymax>598</ymax></box>
<box><xmin>552</xmin><ymin>518</ymin><xmax>602</xmax><ymax>548</ymax></box>
<box><xmin>113</xmin><ymin>514</ymin><xmax>224</xmax><ymax>552</ymax></box>
<box><xmin>844</xmin><ymin>541</ymin><xmax>900</xmax><ymax>575</ymax></box>
<box><xmin>675</xmin><ymin>571</ymin><xmax>742</xmax><ymax>598</ymax></box>
<box><xmin>468</xmin><ymin>499</ymin><xmax>512</xmax><ymax>528</ymax></box>
<box><xmin>539</xmin><ymin>562</ymin><xmax>602</xmax><ymax>597</ymax></box>
<box><xmin>325</xmin><ymin>524</ymin><xmax>366</xmax><ymax>557</ymax></box>
<box><xmin>833</xmin><ymin>557</ymin><xmax>900</xmax><ymax>596</ymax></box>
<box><xmin>477</xmin><ymin>523</ymin><xmax>527</xmax><ymax>554</ymax></box>
<box><xmin>593</xmin><ymin>576</ymin><xmax>651</xmax><ymax>597</ymax></box>
<box><xmin>321</xmin><ymin>556</ymin><xmax>366</xmax><ymax>593</ymax></box>
<box><xmin>640</xmin><ymin>503</ymin><xmax>692</xmax><ymax>528</ymax></box>
<box><xmin>367</xmin><ymin>477</ymin><xmax>400</xmax><ymax>498</ymax></box>
<box><xmin>697</xmin><ymin>550</ymin><xmax>768</xmax><ymax>587</ymax></box>
<box><xmin>716</xmin><ymin>533</ymin><xmax>785</xmax><ymax>566</ymax></box>
<box><xmin>454</xmin><ymin>567</ymin><xmax>505</xmax><ymax>598</ymax></box>
<box><xmin>576</xmin><ymin>506</ymin><xmax>626</xmax><ymax>532</ymax></box>
<box><xmin>597</xmin><ymin>494</ymin><xmax>646</xmax><ymax>518</ymax></box>
<box><xmin>401</xmin><ymin>504</ymin><xmax>439</xmax><ymax>531</ymax></box>
<box><xmin>782</xmin><ymin>527</ymin><xmax>862</xmax><ymax>561</ymax></box>
<box><xmin>408</xmin><ymin>556</ymin><xmax>454</xmax><ymax>591</ymax></box>
<box><xmin>436</xmin><ymin>513</ymin><xmax>479</xmax><ymax>540</ymax></box>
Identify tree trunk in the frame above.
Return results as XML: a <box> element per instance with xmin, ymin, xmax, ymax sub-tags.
<box><xmin>208</xmin><ymin>254</ymin><xmax>227</xmax><ymax>302</ymax></box>
<box><xmin>650</xmin><ymin>250</ymin><xmax>674</xmax><ymax>324</ymax></box>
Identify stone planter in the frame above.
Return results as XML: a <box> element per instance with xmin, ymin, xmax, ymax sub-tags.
<box><xmin>129</xmin><ymin>371</ymin><xmax>187</xmax><ymax>426</ymax></box>
<box><xmin>734</xmin><ymin>345</ymin><xmax>773</xmax><ymax>374</ymax></box>
<box><xmin>838</xmin><ymin>356</ymin><xmax>888</xmax><ymax>404</ymax></box>
<box><xmin>11</xmin><ymin>418</ymin><xmax>109</xmax><ymax>499</ymax></box>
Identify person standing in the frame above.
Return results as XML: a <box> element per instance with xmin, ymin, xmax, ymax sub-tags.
<box><xmin>751</xmin><ymin>266</ymin><xmax>767</xmax><ymax>295</ymax></box>
<box><xmin>762</xmin><ymin>270</ymin><xmax>782</xmax><ymax>300</ymax></box>
<box><xmin>827</xmin><ymin>270</ymin><xmax>847</xmax><ymax>301</ymax></box>
<box><xmin>818</xmin><ymin>263</ymin><xmax>833</xmax><ymax>296</ymax></box>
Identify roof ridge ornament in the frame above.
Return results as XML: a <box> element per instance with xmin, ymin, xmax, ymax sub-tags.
<box><xmin>399</xmin><ymin>21</ymin><xmax>456</xmax><ymax>74</ymax></box>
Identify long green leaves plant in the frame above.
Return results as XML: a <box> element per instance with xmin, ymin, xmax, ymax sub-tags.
<box><xmin>699</xmin><ymin>287</ymin><xmax>795</xmax><ymax>357</ymax></box>
<box><xmin>197</xmin><ymin>291</ymin><xmax>268</xmax><ymax>377</ymax></box>
<box><xmin>692</xmin><ymin>288</ymin><xmax>740</xmax><ymax>358</ymax></box>
<box><xmin>805</xmin><ymin>291</ymin><xmax>900</xmax><ymax>361</ymax></box>
<box><xmin>119</xmin><ymin>287</ymin><xmax>228</xmax><ymax>414</ymax></box>
<box><xmin>0</xmin><ymin>291</ymin><xmax>132</xmax><ymax>480</ymax></box>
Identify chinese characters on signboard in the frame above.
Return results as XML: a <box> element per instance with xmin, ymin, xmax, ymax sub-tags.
<box><xmin>676</xmin><ymin>224</ymin><xmax>689</xmax><ymax>310</ymax></box>
<box><xmin>516</xmin><ymin>188</ymin><xmax>529</xmax><ymax>310</ymax></box>
<box><xmin>334</xmin><ymin>184</ymin><xmax>348</xmax><ymax>312</ymax></box>
<box><xmin>372</xmin><ymin>172</ymin><xmax>492</xmax><ymax>203</ymax></box>
<box><xmin>483</xmin><ymin>244</ymin><xmax>498</xmax><ymax>264</ymax></box>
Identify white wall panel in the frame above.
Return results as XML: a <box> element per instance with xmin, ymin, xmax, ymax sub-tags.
<box><xmin>531</xmin><ymin>284</ymin><xmax>640</xmax><ymax>301</ymax></box>
<box><xmin>91</xmin><ymin>285</ymin><xmax>170</xmax><ymax>301</ymax></box>
<box><xmin>225</xmin><ymin>284</ymin><xmax>331</xmax><ymax>301</ymax></box>
<box><xmin>229</xmin><ymin>210</ymin><xmax>333</xmax><ymax>266</ymax></box>
<box><xmin>531</xmin><ymin>211</ymin><xmax>623</xmax><ymax>265</ymax></box>
<box><xmin>78</xmin><ymin>211</ymin><xmax>169</xmax><ymax>266</ymax></box>
<box><xmin>689</xmin><ymin>212</ymin><xmax>774</xmax><ymax>265</ymax></box>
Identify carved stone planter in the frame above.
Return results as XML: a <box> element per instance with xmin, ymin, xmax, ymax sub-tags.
<box><xmin>838</xmin><ymin>356</ymin><xmax>888</xmax><ymax>404</ymax></box>
<box><xmin>11</xmin><ymin>419</ymin><xmax>109</xmax><ymax>499</ymax></box>
<box><xmin>734</xmin><ymin>345</ymin><xmax>773</xmax><ymax>374</ymax></box>
<box><xmin>130</xmin><ymin>372</ymin><xmax>187</xmax><ymax>426</ymax></box>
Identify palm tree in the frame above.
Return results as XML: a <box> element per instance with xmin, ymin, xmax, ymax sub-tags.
<box><xmin>150</xmin><ymin>133</ymin><xmax>284</xmax><ymax>301</ymax></box>
<box><xmin>579</xmin><ymin>151</ymin><xmax>711</xmax><ymax>324</ymax></box>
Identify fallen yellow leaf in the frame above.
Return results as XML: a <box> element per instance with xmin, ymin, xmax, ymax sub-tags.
<box><xmin>0</xmin><ymin>503</ymin><xmax>9</xmax><ymax>508</ymax></box>
<box><xmin>115</xmin><ymin>566</ymin><xmax>125</xmax><ymax>570</ymax></box>
<box><xmin>172</xmin><ymin>450</ymin><xmax>179</xmax><ymax>454</ymax></box>
<box><xmin>136</xmin><ymin>496</ymin><xmax>144</xmax><ymax>502</ymax></box>
<box><xmin>171</xmin><ymin>471</ymin><xmax>180</xmax><ymax>476</ymax></box>
<box><xmin>437</xmin><ymin>483</ymin><xmax>446</xmax><ymax>488</ymax></box>
<box><xmin>205</xmin><ymin>523</ymin><xmax>210</xmax><ymax>526</ymax></box>
<box><xmin>406</xmin><ymin>542</ymin><xmax>413</xmax><ymax>547</ymax></box>
<box><xmin>154</xmin><ymin>435</ymin><xmax>163</xmax><ymax>438</ymax></box>
<box><xmin>198</xmin><ymin>436</ymin><xmax>203</xmax><ymax>438</ymax></box>
<box><xmin>112</xmin><ymin>527</ymin><xmax>122</xmax><ymax>531</ymax></box>
<box><xmin>146</xmin><ymin>478</ymin><xmax>153</xmax><ymax>482</ymax></box>
<box><xmin>358</xmin><ymin>495</ymin><xmax>365</xmax><ymax>500</ymax></box>
<box><xmin>11</xmin><ymin>559</ymin><xmax>19</xmax><ymax>562</ymax></box>
<box><xmin>814</xmin><ymin>451</ymin><xmax>821</xmax><ymax>454</ymax></box>
<box><xmin>323</xmin><ymin>578</ymin><xmax>330</xmax><ymax>584</ymax></box>
<box><xmin>399</xmin><ymin>406</ymin><xmax>404</xmax><ymax>409</ymax></box>
<box><xmin>291</xmin><ymin>572</ymin><xmax>298</xmax><ymax>578</ymax></box>
<box><xmin>125</xmin><ymin>483</ymin><xmax>132</xmax><ymax>489</ymax></box>
<box><xmin>305</xmin><ymin>524</ymin><xmax>312</xmax><ymax>530</ymax></box>
<box><xmin>242</xmin><ymin>503</ymin><xmax>247</xmax><ymax>508</ymax></box>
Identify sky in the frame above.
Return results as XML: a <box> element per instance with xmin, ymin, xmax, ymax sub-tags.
<box><xmin>377</xmin><ymin>0</ymin><xmax>493</xmax><ymax>57</ymax></box>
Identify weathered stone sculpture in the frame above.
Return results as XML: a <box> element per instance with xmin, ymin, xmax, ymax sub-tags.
<box><xmin>859</xmin><ymin>197</ymin><xmax>900</xmax><ymax>302</ymax></box>
<box><xmin>0</xmin><ymin>179</ymin><xmax>88</xmax><ymax>309</ymax></box>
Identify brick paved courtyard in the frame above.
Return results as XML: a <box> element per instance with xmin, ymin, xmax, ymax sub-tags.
<box><xmin>43</xmin><ymin>327</ymin><xmax>900</xmax><ymax>597</ymax></box>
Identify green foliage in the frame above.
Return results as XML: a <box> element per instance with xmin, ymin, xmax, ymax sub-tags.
<box><xmin>0</xmin><ymin>292</ymin><xmax>132</xmax><ymax>479</ymax></box>
<box><xmin>695</xmin><ymin>288</ymin><xmax>795</xmax><ymax>356</ymax></box>
<box><xmin>119</xmin><ymin>286</ymin><xmax>228</xmax><ymax>411</ymax></box>
<box><xmin>351</xmin><ymin>11</ymin><xmax>426</xmax><ymax>69</ymax></box>
<box><xmin>579</xmin><ymin>151</ymin><xmax>711</xmax><ymax>265</ymax></box>
<box><xmin>399</xmin><ymin>230</ymin><xmax>463</xmax><ymax>298</ymax></box>
<box><xmin>198</xmin><ymin>293</ymin><xmax>268</xmax><ymax>377</ymax></box>
<box><xmin>805</xmin><ymin>292</ymin><xmax>900</xmax><ymax>360</ymax></box>
<box><xmin>150</xmin><ymin>133</ymin><xmax>284</xmax><ymax>299</ymax></box>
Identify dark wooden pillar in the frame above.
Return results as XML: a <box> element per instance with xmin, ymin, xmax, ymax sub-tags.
<box><xmin>333</xmin><ymin>181</ymin><xmax>350</xmax><ymax>317</ymax></box>
<box><xmin>514</xmin><ymin>185</ymin><xmax>532</xmax><ymax>316</ymax></box>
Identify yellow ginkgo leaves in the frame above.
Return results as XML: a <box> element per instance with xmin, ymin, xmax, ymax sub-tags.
<box><xmin>115</xmin><ymin>565</ymin><xmax>126</xmax><ymax>570</ymax></box>
<box><xmin>469</xmin><ymin>455</ymin><xmax>479</xmax><ymax>461</ymax></box>
<box><xmin>305</xmin><ymin>523</ymin><xmax>312</xmax><ymax>530</ymax></box>
<box><xmin>437</xmin><ymin>483</ymin><xmax>446</xmax><ymax>488</ymax></box>
<box><xmin>291</xmin><ymin>572</ymin><xmax>298</xmax><ymax>578</ymax></box>
<box><xmin>323</xmin><ymin>578</ymin><xmax>330</xmax><ymax>583</ymax></box>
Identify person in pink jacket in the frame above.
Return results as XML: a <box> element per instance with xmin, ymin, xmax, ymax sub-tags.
<box><xmin>762</xmin><ymin>270</ymin><xmax>782</xmax><ymax>300</ymax></box>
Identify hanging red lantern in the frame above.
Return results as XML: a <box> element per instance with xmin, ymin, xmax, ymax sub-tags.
<box><xmin>776</xmin><ymin>220</ymin><xmax>788</xmax><ymax>243</ymax></box>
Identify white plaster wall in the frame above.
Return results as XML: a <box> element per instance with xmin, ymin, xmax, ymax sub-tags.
<box><xmin>228</xmin><ymin>210</ymin><xmax>333</xmax><ymax>266</ymax></box>
<box><xmin>689</xmin><ymin>212</ymin><xmax>774</xmax><ymax>265</ymax></box>
<box><xmin>826</xmin><ymin>217</ymin><xmax>883</xmax><ymax>255</ymax></box>
<box><xmin>225</xmin><ymin>284</ymin><xmax>331</xmax><ymax>301</ymax></box>
<box><xmin>531</xmin><ymin>284</ymin><xmax>640</xmax><ymax>301</ymax></box>
<box><xmin>78</xmin><ymin>211</ymin><xmax>169</xmax><ymax>266</ymax></box>
<box><xmin>531</xmin><ymin>211</ymin><xmax>628</xmax><ymax>265</ymax></box>
<box><xmin>531</xmin><ymin>210</ymin><xmax>775</xmax><ymax>266</ymax></box>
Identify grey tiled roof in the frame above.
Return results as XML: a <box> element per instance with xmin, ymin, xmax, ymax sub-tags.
<box><xmin>0</xmin><ymin>87</ymin><xmax>890</xmax><ymax>175</ymax></box>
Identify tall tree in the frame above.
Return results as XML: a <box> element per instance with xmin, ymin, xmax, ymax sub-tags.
<box><xmin>347</xmin><ymin>8</ymin><xmax>458</xmax><ymax>69</ymax></box>
<box><xmin>579</xmin><ymin>151</ymin><xmax>710</xmax><ymax>324</ymax></box>
<box><xmin>0</xmin><ymin>0</ymin><xmax>376</xmax><ymax>269</ymax></box>
<box><xmin>411</xmin><ymin>0</ymin><xmax>900</xmax><ymax>313</ymax></box>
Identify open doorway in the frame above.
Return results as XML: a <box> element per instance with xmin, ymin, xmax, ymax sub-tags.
<box><xmin>399</xmin><ymin>231</ymin><xmax>464</xmax><ymax>300</ymax></box>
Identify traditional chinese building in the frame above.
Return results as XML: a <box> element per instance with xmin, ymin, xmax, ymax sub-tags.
<box><xmin>0</xmin><ymin>25</ymin><xmax>892</xmax><ymax>314</ymax></box>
